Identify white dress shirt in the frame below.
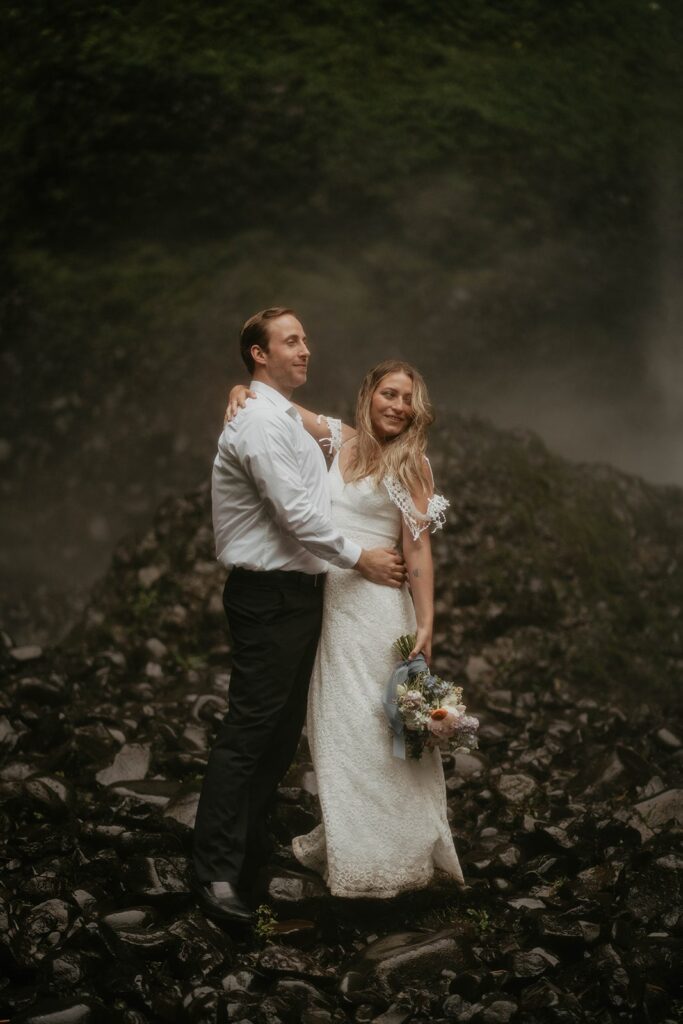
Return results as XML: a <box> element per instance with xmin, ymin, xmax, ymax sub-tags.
<box><xmin>212</xmin><ymin>380</ymin><xmax>362</xmax><ymax>574</ymax></box>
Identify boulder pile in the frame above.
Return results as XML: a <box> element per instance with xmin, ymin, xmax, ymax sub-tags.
<box><xmin>1</xmin><ymin>418</ymin><xmax>681</xmax><ymax>1023</ymax></box>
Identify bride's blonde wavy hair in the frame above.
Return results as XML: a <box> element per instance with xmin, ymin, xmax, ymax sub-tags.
<box><xmin>346</xmin><ymin>360</ymin><xmax>435</xmax><ymax>496</ymax></box>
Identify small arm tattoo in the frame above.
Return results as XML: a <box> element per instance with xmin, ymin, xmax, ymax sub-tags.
<box><xmin>412</xmin><ymin>568</ymin><xmax>421</xmax><ymax>577</ymax></box>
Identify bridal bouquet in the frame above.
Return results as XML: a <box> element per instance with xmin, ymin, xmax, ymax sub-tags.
<box><xmin>383</xmin><ymin>634</ymin><xmax>479</xmax><ymax>760</ymax></box>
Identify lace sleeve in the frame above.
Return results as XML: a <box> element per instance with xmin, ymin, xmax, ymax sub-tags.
<box><xmin>383</xmin><ymin>468</ymin><xmax>449</xmax><ymax>542</ymax></box>
<box><xmin>316</xmin><ymin>414</ymin><xmax>344</xmax><ymax>455</ymax></box>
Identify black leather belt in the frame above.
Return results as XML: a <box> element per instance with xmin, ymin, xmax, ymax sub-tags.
<box><xmin>230</xmin><ymin>567</ymin><xmax>325</xmax><ymax>588</ymax></box>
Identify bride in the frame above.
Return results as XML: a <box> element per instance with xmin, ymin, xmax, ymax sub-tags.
<box><xmin>228</xmin><ymin>361</ymin><xmax>464</xmax><ymax>898</ymax></box>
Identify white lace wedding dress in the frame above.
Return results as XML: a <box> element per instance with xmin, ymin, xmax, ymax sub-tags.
<box><xmin>292</xmin><ymin>426</ymin><xmax>465</xmax><ymax>898</ymax></box>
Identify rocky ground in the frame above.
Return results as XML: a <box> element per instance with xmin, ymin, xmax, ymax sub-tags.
<box><xmin>1</xmin><ymin>418</ymin><xmax>682</xmax><ymax>1024</ymax></box>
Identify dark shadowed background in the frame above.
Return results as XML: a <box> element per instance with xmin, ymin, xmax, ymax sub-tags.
<box><xmin>1</xmin><ymin>0</ymin><xmax>682</xmax><ymax>643</ymax></box>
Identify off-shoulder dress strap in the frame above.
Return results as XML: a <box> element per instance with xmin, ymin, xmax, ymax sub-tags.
<box><xmin>383</xmin><ymin>459</ymin><xmax>449</xmax><ymax>541</ymax></box>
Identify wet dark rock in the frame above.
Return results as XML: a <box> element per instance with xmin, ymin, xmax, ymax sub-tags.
<box><xmin>271</xmin><ymin>918</ymin><xmax>318</xmax><ymax>947</ymax></box>
<box><xmin>655</xmin><ymin>728</ymin><xmax>682</xmax><ymax>750</ymax></box>
<box><xmin>182</xmin><ymin>983</ymin><xmax>221</xmax><ymax>1021</ymax></box>
<box><xmin>274</xmin><ymin>977</ymin><xmax>332</xmax><ymax>1010</ymax></box>
<box><xmin>100</xmin><ymin>918</ymin><xmax>180</xmax><ymax>960</ymax></box>
<box><xmin>12</xmin><ymin>898</ymin><xmax>75</xmax><ymax>967</ymax></box>
<box><xmin>537</xmin><ymin>913</ymin><xmax>601</xmax><ymax>953</ymax></box>
<box><xmin>221</xmin><ymin>968</ymin><xmax>260</xmax><ymax>993</ymax></box>
<box><xmin>10</xmin><ymin>644</ymin><xmax>43</xmax><ymax>662</ymax></box>
<box><xmin>258</xmin><ymin>944</ymin><xmax>333</xmax><ymax>981</ymax></box>
<box><xmin>495</xmin><ymin>774</ymin><xmax>538</xmax><ymax>804</ymax></box>
<box><xmin>167</xmin><ymin>912</ymin><xmax>230</xmax><ymax>978</ymax></box>
<box><xmin>95</xmin><ymin>742</ymin><xmax>151</xmax><ymax>785</ymax></box>
<box><xmin>339</xmin><ymin>930</ymin><xmax>465</xmax><ymax>1003</ymax></box>
<box><xmin>633</xmin><ymin>788</ymin><xmax>683</xmax><ymax>830</ymax></box>
<box><xmin>519</xmin><ymin>978</ymin><xmax>563</xmax><ymax>1010</ymax></box>
<box><xmin>443</xmin><ymin>993</ymin><xmax>470</xmax><ymax>1018</ymax></box>
<box><xmin>479</xmin><ymin>999</ymin><xmax>518</xmax><ymax>1023</ymax></box>
<box><xmin>452</xmin><ymin>751</ymin><xmax>488</xmax><ymax>781</ymax></box>
<box><xmin>101</xmin><ymin>906</ymin><xmax>158</xmax><ymax>930</ymax></box>
<box><xmin>623</xmin><ymin>857</ymin><xmax>681</xmax><ymax>925</ymax></box>
<box><xmin>16</xmin><ymin>676</ymin><xmax>67</xmax><ymax>705</ymax></box>
<box><xmin>70</xmin><ymin>723</ymin><xmax>120</xmax><ymax>765</ymax></box>
<box><xmin>20</xmin><ymin>867</ymin><xmax>64</xmax><ymax>900</ymax></box>
<box><xmin>180</xmin><ymin>722</ymin><xmax>209</xmax><ymax>753</ymax></box>
<box><xmin>509</xmin><ymin>946</ymin><xmax>560</xmax><ymax>978</ymax></box>
<box><xmin>22</xmin><ymin>774</ymin><xmax>75</xmax><ymax>816</ymax></box>
<box><xmin>0</xmin><ymin>715</ymin><xmax>22</xmax><ymax>751</ymax></box>
<box><xmin>507</xmin><ymin>897</ymin><xmax>546</xmax><ymax>911</ymax></box>
<box><xmin>301</xmin><ymin>1010</ymin><xmax>333</xmax><ymax>1024</ymax></box>
<box><xmin>262</xmin><ymin>868</ymin><xmax>328</xmax><ymax>914</ymax></box>
<box><xmin>13</xmin><ymin>999</ymin><xmax>105</xmax><ymax>1024</ymax></box>
<box><xmin>121</xmin><ymin>855</ymin><xmax>191</xmax><ymax>906</ymax></box>
<box><xmin>106</xmin><ymin>778</ymin><xmax>178</xmax><ymax>809</ymax></box>
<box><xmin>39</xmin><ymin>949</ymin><xmax>88</xmax><ymax>989</ymax></box>
<box><xmin>163</xmin><ymin>784</ymin><xmax>200</xmax><ymax>828</ymax></box>
<box><xmin>370</xmin><ymin>1005</ymin><xmax>412</xmax><ymax>1024</ymax></box>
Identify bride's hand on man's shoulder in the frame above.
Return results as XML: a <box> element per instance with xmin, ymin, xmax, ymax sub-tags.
<box><xmin>224</xmin><ymin>385</ymin><xmax>257</xmax><ymax>424</ymax></box>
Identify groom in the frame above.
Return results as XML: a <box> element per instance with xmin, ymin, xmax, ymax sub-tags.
<box><xmin>191</xmin><ymin>307</ymin><xmax>406</xmax><ymax>924</ymax></box>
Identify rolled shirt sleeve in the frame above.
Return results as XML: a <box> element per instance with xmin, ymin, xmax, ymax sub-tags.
<box><xmin>239</xmin><ymin>414</ymin><xmax>362</xmax><ymax>570</ymax></box>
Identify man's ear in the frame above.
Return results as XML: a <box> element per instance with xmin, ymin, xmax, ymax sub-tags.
<box><xmin>251</xmin><ymin>344</ymin><xmax>267</xmax><ymax>367</ymax></box>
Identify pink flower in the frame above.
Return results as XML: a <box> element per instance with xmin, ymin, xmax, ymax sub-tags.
<box><xmin>426</xmin><ymin>708</ymin><xmax>461</xmax><ymax>740</ymax></box>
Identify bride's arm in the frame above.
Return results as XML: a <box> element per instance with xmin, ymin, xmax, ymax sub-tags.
<box><xmin>291</xmin><ymin>403</ymin><xmax>356</xmax><ymax>448</ymax></box>
<box><xmin>224</xmin><ymin>386</ymin><xmax>356</xmax><ymax>448</ymax></box>
<box><xmin>403</xmin><ymin>489</ymin><xmax>434</xmax><ymax>664</ymax></box>
<box><xmin>224</xmin><ymin>384</ymin><xmax>256</xmax><ymax>422</ymax></box>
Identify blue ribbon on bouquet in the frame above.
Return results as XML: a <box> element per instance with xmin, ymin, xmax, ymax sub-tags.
<box><xmin>383</xmin><ymin>652</ymin><xmax>429</xmax><ymax>760</ymax></box>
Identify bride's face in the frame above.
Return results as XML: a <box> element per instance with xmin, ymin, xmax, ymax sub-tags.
<box><xmin>370</xmin><ymin>372</ymin><xmax>414</xmax><ymax>440</ymax></box>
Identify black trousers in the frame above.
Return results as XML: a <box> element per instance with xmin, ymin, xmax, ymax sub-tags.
<box><xmin>192</xmin><ymin>568</ymin><xmax>324</xmax><ymax>885</ymax></box>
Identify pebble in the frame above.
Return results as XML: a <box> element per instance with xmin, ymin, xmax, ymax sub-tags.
<box><xmin>496</xmin><ymin>773</ymin><xmax>538</xmax><ymax>803</ymax></box>
<box><xmin>137</xmin><ymin>566</ymin><xmax>163</xmax><ymax>588</ymax></box>
<box><xmin>633</xmin><ymin>789</ymin><xmax>683</xmax><ymax>829</ymax></box>
<box><xmin>10</xmin><ymin>644</ymin><xmax>43</xmax><ymax>662</ymax></box>
<box><xmin>95</xmin><ymin>743</ymin><xmax>151</xmax><ymax>785</ymax></box>
<box><xmin>655</xmin><ymin>728</ymin><xmax>682</xmax><ymax>750</ymax></box>
<box><xmin>340</xmin><ymin>930</ymin><xmax>464</xmax><ymax>1003</ymax></box>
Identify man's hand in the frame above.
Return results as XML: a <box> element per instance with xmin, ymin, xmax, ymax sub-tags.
<box><xmin>224</xmin><ymin>385</ymin><xmax>257</xmax><ymax>424</ymax></box>
<box><xmin>356</xmin><ymin>547</ymin><xmax>407</xmax><ymax>588</ymax></box>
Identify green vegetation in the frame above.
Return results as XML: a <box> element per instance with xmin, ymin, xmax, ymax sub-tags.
<box><xmin>2</xmin><ymin>1</ymin><xmax>679</xmax><ymax>247</ymax></box>
<box><xmin>253</xmin><ymin>903</ymin><xmax>278</xmax><ymax>941</ymax></box>
<box><xmin>466</xmin><ymin>907</ymin><xmax>492</xmax><ymax>933</ymax></box>
<box><xmin>172</xmin><ymin>651</ymin><xmax>208</xmax><ymax>672</ymax></box>
<box><xmin>2</xmin><ymin>1</ymin><xmax>680</xmax><ymax>417</ymax></box>
<box><xmin>127</xmin><ymin>586</ymin><xmax>160</xmax><ymax>622</ymax></box>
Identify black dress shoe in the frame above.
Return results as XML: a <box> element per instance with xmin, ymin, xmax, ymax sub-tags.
<box><xmin>191</xmin><ymin>878</ymin><xmax>254</xmax><ymax>924</ymax></box>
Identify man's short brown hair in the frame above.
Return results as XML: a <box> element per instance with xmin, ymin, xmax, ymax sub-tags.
<box><xmin>239</xmin><ymin>307</ymin><xmax>296</xmax><ymax>374</ymax></box>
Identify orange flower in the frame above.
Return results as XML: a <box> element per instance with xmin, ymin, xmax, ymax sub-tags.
<box><xmin>430</xmin><ymin>708</ymin><xmax>448</xmax><ymax>720</ymax></box>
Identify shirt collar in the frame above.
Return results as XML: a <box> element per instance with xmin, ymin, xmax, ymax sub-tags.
<box><xmin>250</xmin><ymin>380</ymin><xmax>299</xmax><ymax>420</ymax></box>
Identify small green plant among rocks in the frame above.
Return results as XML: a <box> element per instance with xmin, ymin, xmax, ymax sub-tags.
<box><xmin>254</xmin><ymin>904</ymin><xmax>277</xmax><ymax>941</ymax></box>
<box><xmin>173</xmin><ymin>651</ymin><xmax>207</xmax><ymax>672</ymax></box>
<box><xmin>466</xmin><ymin>908</ymin><xmax>491</xmax><ymax>934</ymax></box>
<box><xmin>129</xmin><ymin>588</ymin><xmax>159</xmax><ymax>621</ymax></box>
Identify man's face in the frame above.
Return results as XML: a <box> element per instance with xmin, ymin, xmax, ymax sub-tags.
<box><xmin>253</xmin><ymin>314</ymin><xmax>310</xmax><ymax>393</ymax></box>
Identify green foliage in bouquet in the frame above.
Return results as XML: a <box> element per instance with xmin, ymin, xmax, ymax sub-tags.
<box><xmin>390</xmin><ymin>634</ymin><xmax>479</xmax><ymax>760</ymax></box>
